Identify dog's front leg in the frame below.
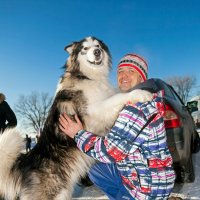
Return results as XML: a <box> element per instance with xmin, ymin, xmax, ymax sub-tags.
<box><xmin>87</xmin><ymin>89</ymin><xmax>153</xmax><ymax>135</ymax></box>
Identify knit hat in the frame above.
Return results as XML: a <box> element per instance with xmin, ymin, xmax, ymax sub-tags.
<box><xmin>117</xmin><ymin>53</ymin><xmax>148</xmax><ymax>81</ymax></box>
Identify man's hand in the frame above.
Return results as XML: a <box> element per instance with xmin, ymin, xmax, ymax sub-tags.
<box><xmin>59</xmin><ymin>113</ymin><xmax>83</xmax><ymax>138</ymax></box>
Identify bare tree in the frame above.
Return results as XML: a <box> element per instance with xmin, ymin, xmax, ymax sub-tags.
<box><xmin>166</xmin><ymin>76</ymin><xmax>196</xmax><ymax>104</ymax></box>
<box><xmin>15</xmin><ymin>92</ymin><xmax>53</xmax><ymax>133</ymax></box>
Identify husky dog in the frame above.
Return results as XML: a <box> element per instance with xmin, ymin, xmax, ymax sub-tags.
<box><xmin>0</xmin><ymin>36</ymin><xmax>152</xmax><ymax>200</ymax></box>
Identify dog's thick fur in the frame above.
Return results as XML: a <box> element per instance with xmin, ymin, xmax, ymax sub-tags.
<box><xmin>0</xmin><ymin>36</ymin><xmax>152</xmax><ymax>200</ymax></box>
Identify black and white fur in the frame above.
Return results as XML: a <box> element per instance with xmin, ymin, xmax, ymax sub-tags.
<box><xmin>0</xmin><ymin>36</ymin><xmax>152</xmax><ymax>200</ymax></box>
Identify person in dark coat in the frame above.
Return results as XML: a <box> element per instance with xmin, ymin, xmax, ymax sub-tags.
<box><xmin>0</xmin><ymin>93</ymin><xmax>17</xmax><ymax>200</ymax></box>
<box><xmin>0</xmin><ymin>93</ymin><xmax>17</xmax><ymax>133</ymax></box>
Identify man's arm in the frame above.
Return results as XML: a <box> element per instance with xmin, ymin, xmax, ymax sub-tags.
<box><xmin>74</xmin><ymin>105</ymin><xmax>148</xmax><ymax>163</ymax></box>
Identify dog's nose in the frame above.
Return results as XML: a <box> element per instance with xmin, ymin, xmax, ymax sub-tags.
<box><xmin>93</xmin><ymin>49</ymin><xmax>101</xmax><ymax>57</ymax></box>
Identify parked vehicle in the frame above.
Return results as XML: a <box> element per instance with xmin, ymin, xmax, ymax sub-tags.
<box><xmin>134</xmin><ymin>78</ymin><xmax>198</xmax><ymax>183</ymax></box>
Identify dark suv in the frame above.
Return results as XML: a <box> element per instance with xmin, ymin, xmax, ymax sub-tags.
<box><xmin>134</xmin><ymin>78</ymin><xmax>198</xmax><ymax>183</ymax></box>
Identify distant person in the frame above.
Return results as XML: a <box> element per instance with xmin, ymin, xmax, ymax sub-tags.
<box><xmin>25</xmin><ymin>134</ymin><xmax>32</xmax><ymax>153</ymax></box>
<box><xmin>35</xmin><ymin>134</ymin><xmax>40</xmax><ymax>143</ymax></box>
<box><xmin>0</xmin><ymin>93</ymin><xmax>17</xmax><ymax>133</ymax></box>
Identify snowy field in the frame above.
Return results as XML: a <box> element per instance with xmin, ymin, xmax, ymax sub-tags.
<box><xmin>170</xmin><ymin>150</ymin><xmax>200</xmax><ymax>199</ymax></box>
<box><xmin>72</xmin><ymin>151</ymin><xmax>200</xmax><ymax>200</ymax></box>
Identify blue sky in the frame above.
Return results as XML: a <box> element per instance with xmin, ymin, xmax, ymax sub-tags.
<box><xmin>1</xmin><ymin>0</ymin><xmax>200</xmax><ymax>109</ymax></box>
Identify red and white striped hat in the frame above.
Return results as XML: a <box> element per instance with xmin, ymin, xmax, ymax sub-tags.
<box><xmin>117</xmin><ymin>53</ymin><xmax>148</xmax><ymax>81</ymax></box>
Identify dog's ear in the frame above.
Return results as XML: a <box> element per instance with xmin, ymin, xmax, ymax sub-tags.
<box><xmin>64</xmin><ymin>42</ymin><xmax>78</xmax><ymax>54</ymax></box>
<box><xmin>65</xmin><ymin>44</ymin><xmax>73</xmax><ymax>54</ymax></box>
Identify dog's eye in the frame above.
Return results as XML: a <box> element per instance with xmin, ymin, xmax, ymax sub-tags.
<box><xmin>96</xmin><ymin>45</ymin><xmax>100</xmax><ymax>48</ymax></box>
<box><xmin>84</xmin><ymin>47</ymin><xmax>89</xmax><ymax>51</ymax></box>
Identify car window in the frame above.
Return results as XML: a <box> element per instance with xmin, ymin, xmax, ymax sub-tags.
<box><xmin>163</xmin><ymin>84</ymin><xmax>174</xmax><ymax>98</ymax></box>
<box><xmin>156</xmin><ymin>80</ymin><xmax>184</xmax><ymax>105</ymax></box>
<box><xmin>168</xmin><ymin>86</ymin><xmax>184</xmax><ymax>105</ymax></box>
<box><xmin>157</xmin><ymin>81</ymin><xmax>175</xmax><ymax>98</ymax></box>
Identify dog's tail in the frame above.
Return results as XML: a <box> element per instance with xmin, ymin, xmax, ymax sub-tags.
<box><xmin>0</xmin><ymin>128</ymin><xmax>24</xmax><ymax>199</ymax></box>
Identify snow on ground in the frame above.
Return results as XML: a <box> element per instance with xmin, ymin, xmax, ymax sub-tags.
<box><xmin>73</xmin><ymin>151</ymin><xmax>200</xmax><ymax>200</ymax></box>
<box><xmin>170</xmin><ymin>150</ymin><xmax>200</xmax><ymax>200</ymax></box>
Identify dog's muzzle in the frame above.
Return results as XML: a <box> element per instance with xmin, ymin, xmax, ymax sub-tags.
<box><xmin>88</xmin><ymin>48</ymin><xmax>103</xmax><ymax>65</ymax></box>
<box><xmin>84</xmin><ymin>46</ymin><xmax>104</xmax><ymax>65</ymax></box>
<box><xmin>94</xmin><ymin>49</ymin><xmax>101</xmax><ymax>60</ymax></box>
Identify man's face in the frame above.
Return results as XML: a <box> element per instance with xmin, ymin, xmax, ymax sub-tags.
<box><xmin>117</xmin><ymin>66</ymin><xmax>143</xmax><ymax>92</ymax></box>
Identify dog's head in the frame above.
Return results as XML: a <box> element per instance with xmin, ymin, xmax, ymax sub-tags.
<box><xmin>64</xmin><ymin>36</ymin><xmax>111</xmax><ymax>79</ymax></box>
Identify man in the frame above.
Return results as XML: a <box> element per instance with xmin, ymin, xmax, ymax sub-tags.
<box><xmin>0</xmin><ymin>93</ymin><xmax>17</xmax><ymax>133</ymax></box>
<box><xmin>59</xmin><ymin>54</ymin><xmax>176</xmax><ymax>199</ymax></box>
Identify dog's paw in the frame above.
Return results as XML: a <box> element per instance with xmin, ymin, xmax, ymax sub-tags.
<box><xmin>128</xmin><ymin>89</ymin><xmax>153</xmax><ymax>103</ymax></box>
